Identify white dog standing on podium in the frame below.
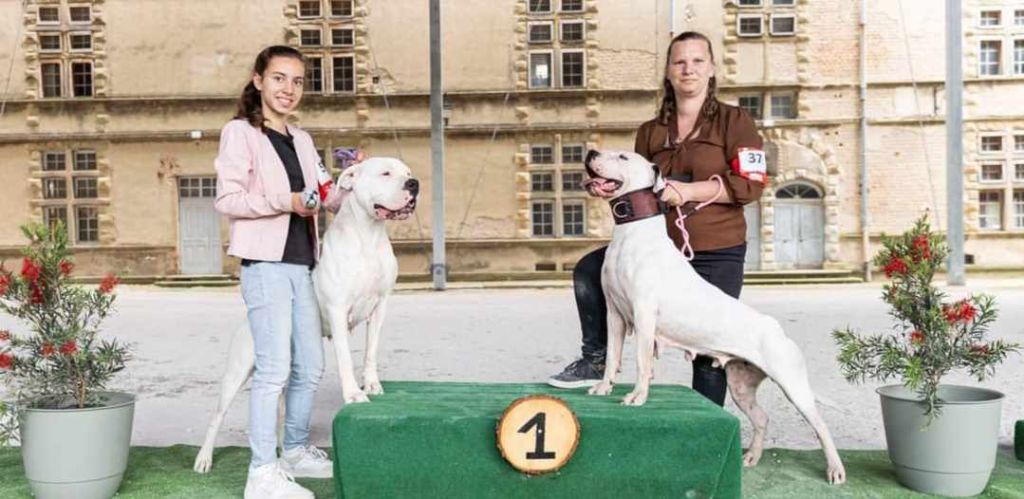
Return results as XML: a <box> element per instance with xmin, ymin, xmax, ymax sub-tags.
<box><xmin>582</xmin><ymin>149</ymin><xmax>846</xmax><ymax>485</ymax></box>
<box><xmin>193</xmin><ymin>157</ymin><xmax>418</xmax><ymax>473</ymax></box>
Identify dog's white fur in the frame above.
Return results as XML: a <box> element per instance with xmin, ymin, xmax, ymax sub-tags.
<box><xmin>193</xmin><ymin>157</ymin><xmax>416</xmax><ymax>473</ymax></box>
<box><xmin>584</xmin><ymin>150</ymin><xmax>846</xmax><ymax>484</ymax></box>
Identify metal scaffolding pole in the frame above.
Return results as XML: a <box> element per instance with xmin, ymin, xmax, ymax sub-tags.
<box><xmin>946</xmin><ymin>0</ymin><xmax>965</xmax><ymax>285</ymax></box>
<box><xmin>429</xmin><ymin>0</ymin><xmax>446</xmax><ymax>290</ymax></box>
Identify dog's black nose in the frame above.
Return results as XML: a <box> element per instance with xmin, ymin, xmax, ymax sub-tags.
<box><xmin>585</xmin><ymin>149</ymin><xmax>599</xmax><ymax>167</ymax></box>
<box><xmin>405</xmin><ymin>178</ymin><xmax>420</xmax><ymax>196</ymax></box>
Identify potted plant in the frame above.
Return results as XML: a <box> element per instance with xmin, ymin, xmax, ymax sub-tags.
<box><xmin>833</xmin><ymin>216</ymin><xmax>1020</xmax><ymax>497</ymax></box>
<box><xmin>0</xmin><ymin>222</ymin><xmax>133</xmax><ymax>499</ymax></box>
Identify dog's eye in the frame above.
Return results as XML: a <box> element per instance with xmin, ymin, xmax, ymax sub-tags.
<box><xmin>619</xmin><ymin>154</ymin><xmax>628</xmax><ymax>160</ymax></box>
<box><xmin>382</xmin><ymin>171</ymin><xmax>391</xmax><ymax>176</ymax></box>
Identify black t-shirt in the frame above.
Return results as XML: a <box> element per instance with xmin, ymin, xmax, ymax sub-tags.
<box><xmin>260</xmin><ymin>127</ymin><xmax>315</xmax><ymax>268</ymax></box>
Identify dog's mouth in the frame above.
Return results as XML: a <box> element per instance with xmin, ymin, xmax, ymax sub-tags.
<box><xmin>374</xmin><ymin>198</ymin><xmax>417</xmax><ymax>221</ymax></box>
<box><xmin>582</xmin><ymin>164</ymin><xmax>623</xmax><ymax>196</ymax></box>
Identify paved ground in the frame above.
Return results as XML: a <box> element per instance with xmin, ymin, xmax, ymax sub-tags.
<box><xmin>2</xmin><ymin>279</ymin><xmax>1022</xmax><ymax>453</ymax></box>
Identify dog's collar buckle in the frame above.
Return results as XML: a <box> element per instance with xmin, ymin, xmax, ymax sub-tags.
<box><xmin>610</xmin><ymin>190</ymin><xmax>667</xmax><ymax>225</ymax></box>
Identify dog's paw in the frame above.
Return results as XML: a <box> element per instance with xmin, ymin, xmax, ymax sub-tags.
<box><xmin>588</xmin><ymin>382</ymin><xmax>613</xmax><ymax>396</ymax></box>
<box><xmin>621</xmin><ymin>390</ymin><xmax>648</xmax><ymax>406</ymax></box>
<box><xmin>193</xmin><ymin>451</ymin><xmax>213</xmax><ymax>474</ymax></box>
<box><xmin>827</xmin><ymin>464</ymin><xmax>847</xmax><ymax>485</ymax></box>
<box><xmin>742</xmin><ymin>449</ymin><xmax>763</xmax><ymax>467</ymax></box>
<box><xmin>345</xmin><ymin>391</ymin><xmax>371</xmax><ymax>404</ymax></box>
<box><xmin>362</xmin><ymin>380</ymin><xmax>384</xmax><ymax>396</ymax></box>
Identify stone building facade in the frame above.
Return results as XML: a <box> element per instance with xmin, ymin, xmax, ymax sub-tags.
<box><xmin>0</xmin><ymin>0</ymin><xmax>1021</xmax><ymax>277</ymax></box>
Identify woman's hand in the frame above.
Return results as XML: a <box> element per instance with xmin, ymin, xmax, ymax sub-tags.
<box><xmin>291</xmin><ymin>192</ymin><xmax>320</xmax><ymax>217</ymax></box>
<box><xmin>659</xmin><ymin>180</ymin><xmax>690</xmax><ymax>207</ymax></box>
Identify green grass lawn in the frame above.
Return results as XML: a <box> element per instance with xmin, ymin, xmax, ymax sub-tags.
<box><xmin>0</xmin><ymin>446</ymin><xmax>1020</xmax><ymax>498</ymax></box>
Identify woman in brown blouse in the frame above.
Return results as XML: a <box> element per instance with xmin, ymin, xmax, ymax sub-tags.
<box><xmin>548</xmin><ymin>31</ymin><xmax>766</xmax><ymax>407</ymax></box>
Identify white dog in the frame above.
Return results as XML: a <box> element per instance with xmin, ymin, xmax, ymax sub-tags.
<box><xmin>193</xmin><ymin>157</ymin><xmax>417</xmax><ymax>473</ymax></box>
<box><xmin>582</xmin><ymin>150</ymin><xmax>846</xmax><ymax>484</ymax></box>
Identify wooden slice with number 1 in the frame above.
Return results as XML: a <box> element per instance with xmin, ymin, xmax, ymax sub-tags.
<box><xmin>496</xmin><ymin>395</ymin><xmax>580</xmax><ymax>474</ymax></box>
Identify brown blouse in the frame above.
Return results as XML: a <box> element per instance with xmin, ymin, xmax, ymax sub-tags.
<box><xmin>634</xmin><ymin>103</ymin><xmax>765</xmax><ymax>252</ymax></box>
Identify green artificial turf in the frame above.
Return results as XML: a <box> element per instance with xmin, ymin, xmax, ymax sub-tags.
<box><xmin>0</xmin><ymin>446</ymin><xmax>1021</xmax><ymax>498</ymax></box>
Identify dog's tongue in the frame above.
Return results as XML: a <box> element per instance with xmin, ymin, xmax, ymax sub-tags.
<box><xmin>582</xmin><ymin>177</ymin><xmax>619</xmax><ymax>195</ymax></box>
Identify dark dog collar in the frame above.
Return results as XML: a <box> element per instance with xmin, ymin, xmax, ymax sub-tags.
<box><xmin>609</xmin><ymin>189</ymin><xmax>668</xmax><ymax>225</ymax></box>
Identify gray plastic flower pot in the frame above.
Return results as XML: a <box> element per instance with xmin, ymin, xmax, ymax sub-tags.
<box><xmin>19</xmin><ymin>391</ymin><xmax>135</xmax><ymax>499</ymax></box>
<box><xmin>877</xmin><ymin>384</ymin><xmax>1003</xmax><ymax>497</ymax></box>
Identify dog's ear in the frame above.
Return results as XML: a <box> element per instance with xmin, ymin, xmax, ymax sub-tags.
<box><xmin>652</xmin><ymin>164</ymin><xmax>666</xmax><ymax>193</ymax></box>
<box><xmin>337</xmin><ymin>163</ymin><xmax>362</xmax><ymax>191</ymax></box>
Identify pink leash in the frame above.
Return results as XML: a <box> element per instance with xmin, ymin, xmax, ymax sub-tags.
<box><xmin>664</xmin><ymin>175</ymin><xmax>726</xmax><ymax>261</ymax></box>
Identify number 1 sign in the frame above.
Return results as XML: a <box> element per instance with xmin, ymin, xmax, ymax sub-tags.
<box><xmin>496</xmin><ymin>395</ymin><xmax>580</xmax><ymax>474</ymax></box>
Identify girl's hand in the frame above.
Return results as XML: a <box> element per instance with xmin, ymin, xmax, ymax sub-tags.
<box><xmin>291</xmin><ymin>192</ymin><xmax>320</xmax><ymax>217</ymax></box>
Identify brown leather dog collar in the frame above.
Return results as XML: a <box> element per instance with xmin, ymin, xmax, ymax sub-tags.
<box><xmin>609</xmin><ymin>189</ymin><xmax>668</xmax><ymax>225</ymax></box>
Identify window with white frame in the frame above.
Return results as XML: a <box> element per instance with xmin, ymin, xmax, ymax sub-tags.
<box><xmin>37</xmin><ymin>6</ymin><xmax>60</xmax><ymax>25</ymax></box>
<box><xmin>332</xmin><ymin>56</ymin><xmax>354</xmax><ymax>92</ymax></box>
<box><xmin>563</xmin><ymin>201</ymin><xmax>585</xmax><ymax>235</ymax></box>
<box><xmin>770</xmin><ymin>93</ymin><xmax>796</xmax><ymax>119</ymax></box>
<box><xmin>772</xmin><ymin>0</ymin><xmax>795</xmax><ymax>5</ymax></box>
<box><xmin>39</xmin><ymin>149</ymin><xmax>101</xmax><ymax>244</ymax></box>
<box><xmin>529</xmin><ymin>140</ymin><xmax>587</xmax><ymax>238</ymax></box>
<box><xmin>529</xmin><ymin>22</ymin><xmax>553</xmax><ymax>43</ymax></box>
<box><xmin>1016</xmin><ymin>163</ymin><xmax>1024</xmax><ymax>181</ymax></box>
<box><xmin>532</xmin><ymin>201</ymin><xmax>554</xmax><ymax>236</ymax></box>
<box><xmin>529</xmin><ymin>0</ymin><xmax>552</xmax><ymax>14</ymax></box>
<box><xmin>300</xmin><ymin>28</ymin><xmax>322</xmax><ymax>47</ymax></box>
<box><xmin>979</xmin><ymin>40</ymin><xmax>1001</xmax><ymax>76</ymax></box>
<box><xmin>69</xmin><ymin>5</ymin><xmax>91</xmax><ymax>23</ymax></box>
<box><xmin>979</xmin><ymin>10</ymin><xmax>1002</xmax><ymax>27</ymax></box>
<box><xmin>980</xmin><ymin>163</ymin><xmax>1004</xmax><ymax>182</ymax></box>
<box><xmin>305</xmin><ymin>57</ymin><xmax>323</xmax><ymax>92</ymax></box>
<box><xmin>560</xmin><ymin>20</ymin><xmax>584</xmax><ymax>43</ymax></box>
<box><xmin>71</xmin><ymin>61</ymin><xmax>92</xmax><ymax>97</ymax></box>
<box><xmin>41</xmin><ymin>63</ymin><xmax>62</xmax><ymax>98</ymax></box>
<box><xmin>531</xmin><ymin>144</ymin><xmax>554</xmax><ymax>164</ymax></box>
<box><xmin>330</xmin><ymin>0</ymin><xmax>353</xmax><ymax>17</ymax></box>
<box><xmin>561</xmin><ymin>0</ymin><xmax>583</xmax><ymax>12</ymax></box>
<box><xmin>738</xmin><ymin>95</ymin><xmax>763</xmax><ymax>119</ymax></box>
<box><xmin>561</xmin><ymin>50</ymin><xmax>585</xmax><ymax>88</ymax></box>
<box><xmin>298</xmin><ymin>0</ymin><xmax>321</xmax><ymax>18</ymax></box>
<box><xmin>69</xmin><ymin>32</ymin><xmax>92</xmax><ymax>51</ymax></box>
<box><xmin>770</xmin><ymin>14</ymin><xmax>795</xmax><ymax>36</ymax></box>
<box><xmin>738</xmin><ymin>0</ymin><xmax>762</xmax><ymax>5</ymax></box>
<box><xmin>1015</xmin><ymin>135</ymin><xmax>1024</xmax><ymax>152</ymax></box>
<box><xmin>529</xmin><ymin>52</ymin><xmax>553</xmax><ymax>88</ymax></box>
<box><xmin>980</xmin><ymin>135</ymin><xmax>1003</xmax><ymax>153</ymax></box>
<box><xmin>1016</xmin><ymin>9</ymin><xmax>1024</xmax><ymax>26</ymax></box>
<box><xmin>738</xmin><ymin>15</ymin><xmax>764</xmax><ymax>37</ymax></box>
<box><xmin>1015</xmin><ymin>40</ymin><xmax>1024</xmax><ymax>75</ymax></box>
<box><xmin>1014</xmin><ymin>191</ymin><xmax>1024</xmax><ymax>228</ymax></box>
<box><xmin>979</xmin><ymin>191</ymin><xmax>1002</xmax><ymax>229</ymax></box>
<box><xmin>332</xmin><ymin>28</ymin><xmax>354</xmax><ymax>46</ymax></box>
<box><xmin>39</xmin><ymin>34</ymin><xmax>61</xmax><ymax>52</ymax></box>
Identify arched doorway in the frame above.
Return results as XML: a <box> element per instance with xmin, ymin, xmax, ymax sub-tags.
<box><xmin>773</xmin><ymin>182</ymin><xmax>824</xmax><ymax>269</ymax></box>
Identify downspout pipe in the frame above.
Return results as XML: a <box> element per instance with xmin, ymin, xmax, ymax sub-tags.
<box><xmin>859</xmin><ymin>0</ymin><xmax>871</xmax><ymax>280</ymax></box>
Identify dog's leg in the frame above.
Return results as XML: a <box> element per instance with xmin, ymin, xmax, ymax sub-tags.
<box><xmin>326</xmin><ymin>309</ymin><xmax>370</xmax><ymax>404</ymax></box>
<box><xmin>725</xmin><ymin>361</ymin><xmax>769</xmax><ymax>467</ymax></box>
<box><xmin>622</xmin><ymin>303</ymin><xmax>656</xmax><ymax>406</ymax></box>
<box><xmin>588</xmin><ymin>307</ymin><xmax>626</xmax><ymax>396</ymax></box>
<box><xmin>361</xmin><ymin>299</ymin><xmax>387</xmax><ymax>396</ymax></box>
<box><xmin>764</xmin><ymin>337</ymin><xmax>846</xmax><ymax>485</ymax></box>
<box><xmin>193</xmin><ymin>325</ymin><xmax>255</xmax><ymax>473</ymax></box>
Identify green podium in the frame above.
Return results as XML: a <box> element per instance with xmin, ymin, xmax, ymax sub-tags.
<box><xmin>332</xmin><ymin>382</ymin><xmax>742</xmax><ymax>498</ymax></box>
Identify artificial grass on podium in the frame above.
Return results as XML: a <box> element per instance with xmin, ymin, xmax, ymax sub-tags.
<box><xmin>332</xmin><ymin>382</ymin><xmax>743</xmax><ymax>498</ymax></box>
<box><xmin>0</xmin><ymin>446</ymin><xmax>1021</xmax><ymax>497</ymax></box>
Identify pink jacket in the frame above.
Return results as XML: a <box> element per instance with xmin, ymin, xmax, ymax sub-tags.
<box><xmin>214</xmin><ymin>119</ymin><xmax>339</xmax><ymax>263</ymax></box>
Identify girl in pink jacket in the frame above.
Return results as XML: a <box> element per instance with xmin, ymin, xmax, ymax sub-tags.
<box><xmin>214</xmin><ymin>45</ymin><xmax>339</xmax><ymax>499</ymax></box>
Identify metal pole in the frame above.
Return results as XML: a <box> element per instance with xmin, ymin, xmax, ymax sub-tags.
<box><xmin>430</xmin><ymin>0</ymin><xmax>447</xmax><ymax>290</ymax></box>
<box><xmin>946</xmin><ymin>0</ymin><xmax>965</xmax><ymax>285</ymax></box>
<box><xmin>859</xmin><ymin>0</ymin><xmax>871</xmax><ymax>281</ymax></box>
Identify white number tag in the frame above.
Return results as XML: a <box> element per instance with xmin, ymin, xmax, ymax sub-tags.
<box><xmin>733</xmin><ymin>147</ymin><xmax>767</xmax><ymax>183</ymax></box>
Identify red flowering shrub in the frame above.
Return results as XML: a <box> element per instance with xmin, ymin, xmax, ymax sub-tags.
<box><xmin>833</xmin><ymin>216</ymin><xmax>1019</xmax><ymax>419</ymax></box>
<box><xmin>0</xmin><ymin>223</ymin><xmax>130</xmax><ymax>444</ymax></box>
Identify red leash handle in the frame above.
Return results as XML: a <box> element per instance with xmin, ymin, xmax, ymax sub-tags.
<box><xmin>664</xmin><ymin>175</ymin><xmax>726</xmax><ymax>261</ymax></box>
